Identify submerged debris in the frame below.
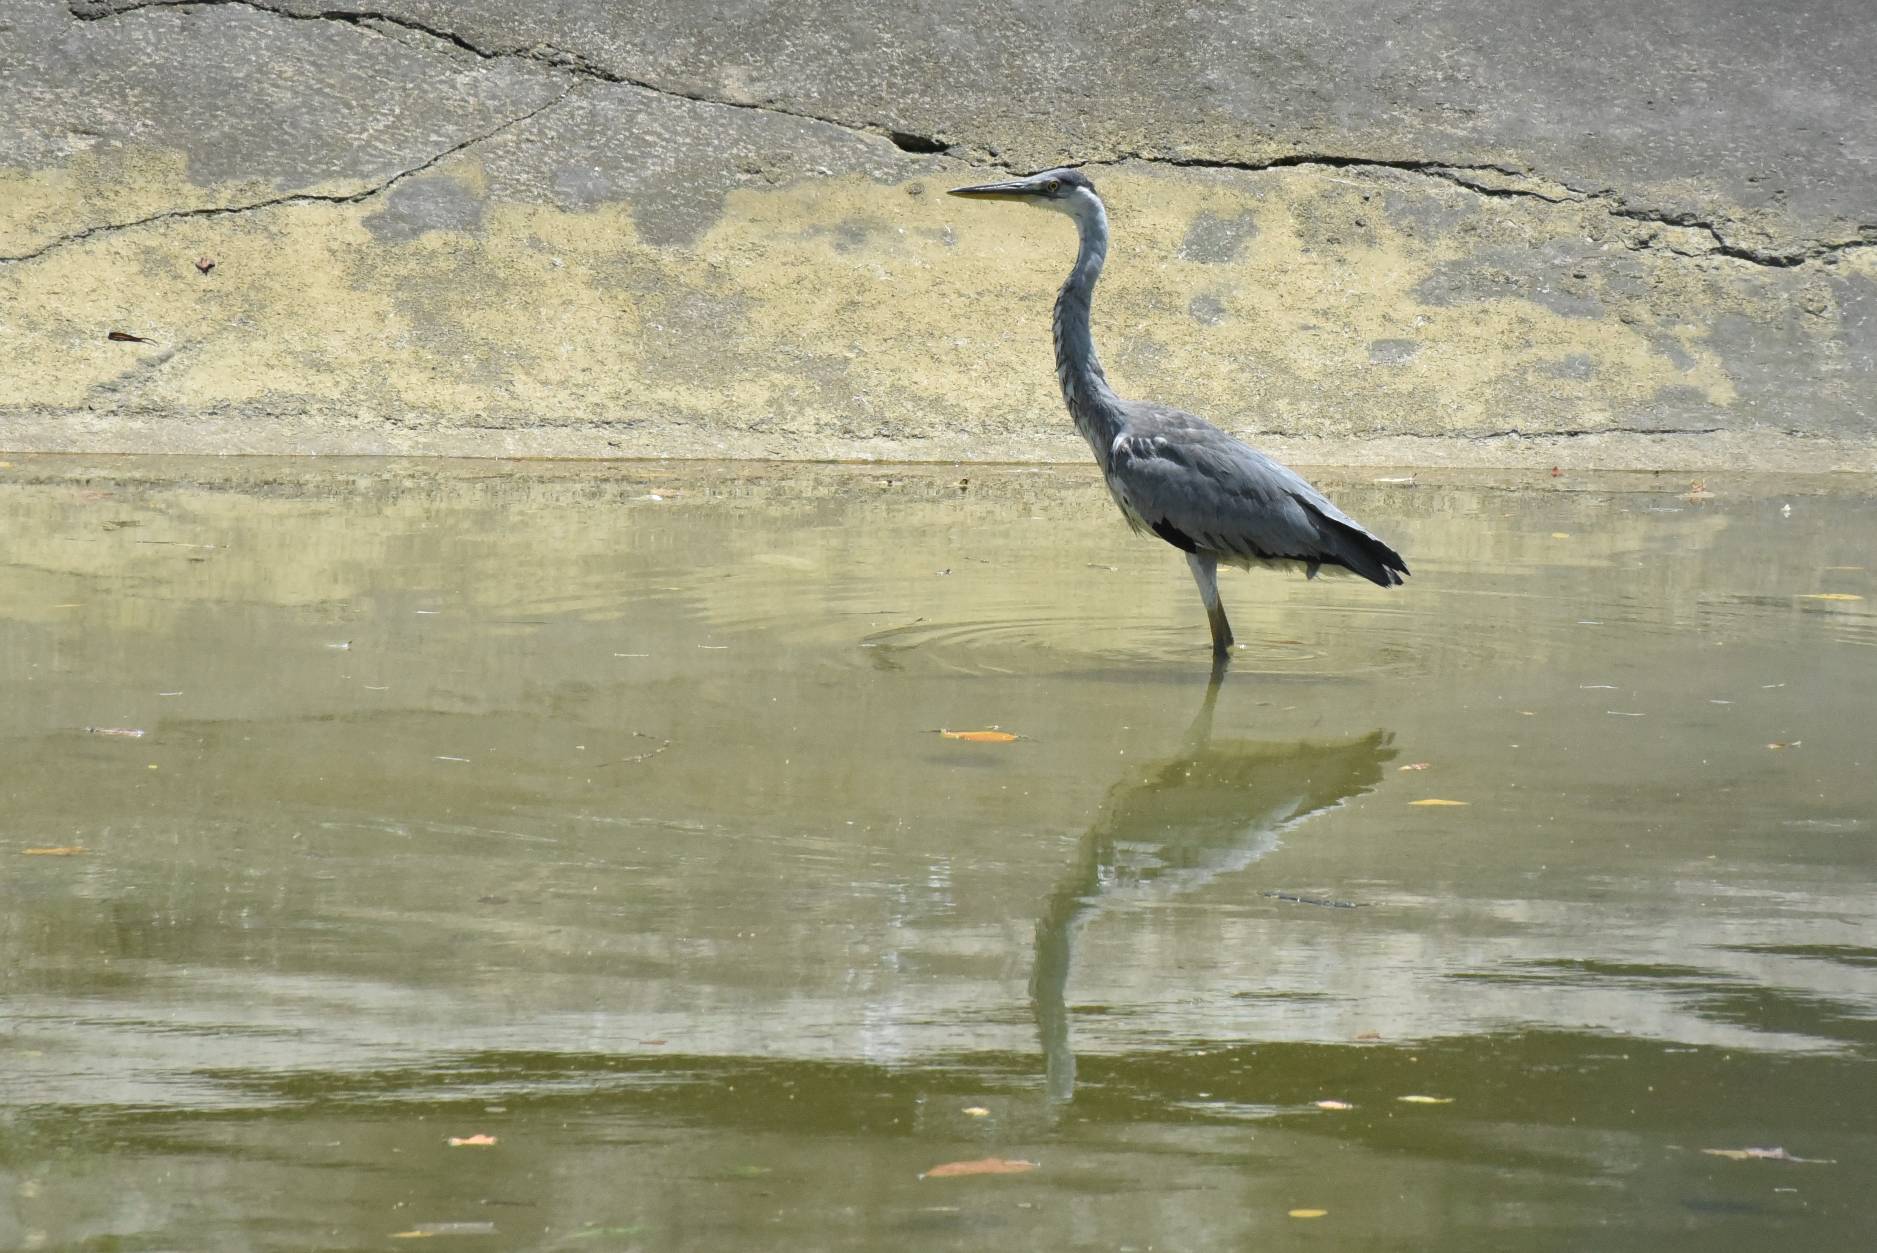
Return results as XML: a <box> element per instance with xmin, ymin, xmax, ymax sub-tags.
<box><xmin>1702</xmin><ymin>1146</ymin><xmax>1834</xmax><ymax>1164</ymax></box>
<box><xmin>605</xmin><ymin>732</ymin><xmax>670</xmax><ymax>766</ymax></box>
<box><xmin>1261</xmin><ymin>891</ymin><xmax>1364</xmax><ymax>908</ymax></box>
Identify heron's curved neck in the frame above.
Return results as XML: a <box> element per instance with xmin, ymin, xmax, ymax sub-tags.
<box><xmin>1052</xmin><ymin>193</ymin><xmax>1124</xmax><ymax>460</ymax></box>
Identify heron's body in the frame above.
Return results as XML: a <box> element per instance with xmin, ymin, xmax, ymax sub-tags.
<box><xmin>951</xmin><ymin>168</ymin><xmax>1408</xmax><ymax>659</ymax></box>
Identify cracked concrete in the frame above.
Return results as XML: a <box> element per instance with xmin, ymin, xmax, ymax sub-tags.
<box><xmin>3</xmin><ymin>85</ymin><xmax>576</xmax><ymax>265</ymax></box>
<box><xmin>2</xmin><ymin>0</ymin><xmax>1874</xmax><ymax>467</ymax></box>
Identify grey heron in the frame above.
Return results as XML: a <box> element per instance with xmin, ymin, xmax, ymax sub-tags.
<box><xmin>949</xmin><ymin>168</ymin><xmax>1409</xmax><ymax>660</ymax></box>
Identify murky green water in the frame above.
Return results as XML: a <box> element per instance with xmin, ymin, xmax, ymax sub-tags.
<box><xmin>2</xmin><ymin>457</ymin><xmax>1873</xmax><ymax>1251</ymax></box>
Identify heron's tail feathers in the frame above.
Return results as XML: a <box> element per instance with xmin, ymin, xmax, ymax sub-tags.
<box><xmin>1298</xmin><ymin>500</ymin><xmax>1410</xmax><ymax>588</ymax></box>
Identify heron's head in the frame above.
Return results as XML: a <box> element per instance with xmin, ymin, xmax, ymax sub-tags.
<box><xmin>948</xmin><ymin>167</ymin><xmax>1101</xmax><ymax>220</ymax></box>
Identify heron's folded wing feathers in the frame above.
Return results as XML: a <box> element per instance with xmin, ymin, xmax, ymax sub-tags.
<box><xmin>1110</xmin><ymin>409</ymin><xmax>1408</xmax><ymax>587</ymax></box>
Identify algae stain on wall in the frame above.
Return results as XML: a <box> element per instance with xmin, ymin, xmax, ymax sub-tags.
<box><xmin>0</xmin><ymin>153</ymin><xmax>1771</xmax><ymax>456</ymax></box>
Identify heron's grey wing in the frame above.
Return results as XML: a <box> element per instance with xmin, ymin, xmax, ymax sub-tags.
<box><xmin>1110</xmin><ymin>405</ymin><xmax>1408</xmax><ymax>586</ymax></box>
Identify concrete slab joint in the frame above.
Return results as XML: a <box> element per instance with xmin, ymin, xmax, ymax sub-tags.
<box><xmin>0</xmin><ymin>0</ymin><xmax>1871</xmax><ymax>467</ymax></box>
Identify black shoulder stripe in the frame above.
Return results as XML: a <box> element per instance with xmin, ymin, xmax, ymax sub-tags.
<box><xmin>1151</xmin><ymin>518</ymin><xmax>1200</xmax><ymax>552</ymax></box>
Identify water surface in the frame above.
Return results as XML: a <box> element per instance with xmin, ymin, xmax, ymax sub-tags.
<box><xmin>2</xmin><ymin>458</ymin><xmax>1872</xmax><ymax>1250</ymax></box>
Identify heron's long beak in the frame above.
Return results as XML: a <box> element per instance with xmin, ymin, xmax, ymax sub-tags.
<box><xmin>948</xmin><ymin>180</ymin><xmax>1039</xmax><ymax>200</ymax></box>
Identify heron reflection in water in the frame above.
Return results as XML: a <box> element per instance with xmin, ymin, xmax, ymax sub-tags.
<box><xmin>1032</xmin><ymin>673</ymin><xmax>1395</xmax><ymax>1102</ymax></box>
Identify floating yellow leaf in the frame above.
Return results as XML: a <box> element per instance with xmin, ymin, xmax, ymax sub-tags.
<box><xmin>921</xmin><ymin>1157</ymin><xmax>1038</xmax><ymax>1178</ymax></box>
<box><xmin>447</xmin><ymin>1134</ymin><xmax>497</xmax><ymax>1147</ymax></box>
<box><xmin>939</xmin><ymin>730</ymin><xmax>1018</xmax><ymax>743</ymax></box>
<box><xmin>23</xmin><ymin>846</ymin><xmax>86</xmax><ymax>856</ymax></box>
<box><xmin>962</xmin><ymin>1106</ymin><xmax>991</xmax><ymax>1117</ymax></box>
<box><xmin>1550</xmin><ymin>532</ymin><xmax>1571</xmax><ymax>539</ymax></box>
<box><xmin>1397</xmin><ymin>1094</ymin><xmax>1453</xmax><ymax>1104</ymax></box>
<box><xmin>1314</xmin><ymin>1100</ymin><xmax>1353</xmax><ymax>1110</ymax></box>
<box><xmin>1289</xmin><ymin>1208</ymin><xmax>1328</xmax><ymax>1218</ymax></box>
<box><xmin>1798</xmin><ymin>593</ymin><xmax>1863</xmax><ymax>602</ymax></box>
<box><xmin>1409</xmin><ymin>799</ymin><xmax>1469</xmax><ymax>807</ymax></box>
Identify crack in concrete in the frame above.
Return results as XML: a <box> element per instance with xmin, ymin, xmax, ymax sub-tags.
<box><xmin>1093</xmin><ymin>151</ymin><xmax>1577</xmax><ymax>204</ymax></box>
<box><xmin>60</xmin><ymin>0</ymin><xmax>1877</xmax><ymax>271</ymax></box>
<box><xmin>70</xmin><ymin>0</ymin><xmax>497</xmax><ymax>57</ymax></box>
<box><xmin>1608</xmin><ymin>205</ymin><xmax>1877</xmax><ymax>268</ymax></box>
<box><xmin>68</xmin><ymin>0</ymin><xmax>941</xmax><ymax>154</ymax></box>
<box><xmin>1097</xmin><ymin>152</ymin><xmax>1876</xmax><ymax>268</ymax></box>
<box><xmin>1</xmin><ymin>81</ymin><xmax>577</xmax><ymax>265</ymax></box>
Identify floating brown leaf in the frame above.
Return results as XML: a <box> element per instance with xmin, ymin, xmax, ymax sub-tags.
<box><xmin>23</xmin><ymin>846</ymin><xmax>87</xmax><ymax>856</ymax></box>
<box><xmin>447</xmin><ymin>1133</ymin><xmax>497</xmax><ymax>1147</ymax></box>
<box><xmin>194</xmin><ymin>256</ymin><xmax>216</xmax><ymax>274</ymax></box>
<box><xmin>921</xmin><ymin>1157</ymin><xmax>1038</xmax><ymax>1179</ymax></box>
<box><xmin>106</xmin><ymin>330</ymin><xmax>155</xmax><ymax>344</ymax></box>
<box><xmin>939</xmin><ymin>730</ymin><xmax>1018</xmax><ymax>743</ymax></box>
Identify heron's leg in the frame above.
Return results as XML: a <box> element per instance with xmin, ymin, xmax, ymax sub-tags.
<box><xmin>1185</xmin><ymin>553</ymin><xmax>1234</xmax><ymax>659</ymax></box>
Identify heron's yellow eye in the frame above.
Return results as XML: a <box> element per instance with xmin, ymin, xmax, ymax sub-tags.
<box><xmin>1045</xmin><ymin>178</ymin><xmax>1062</xmax><ymax>193</ymax></box>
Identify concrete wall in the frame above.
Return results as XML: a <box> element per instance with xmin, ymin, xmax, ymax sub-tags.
<box><xmin>2</xmin><ymin>0</ymin><xmax>1873</xmax><ymax>468</ymax></box>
